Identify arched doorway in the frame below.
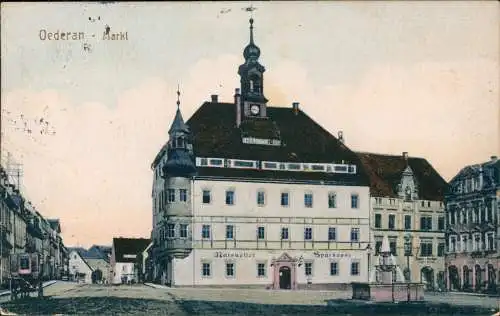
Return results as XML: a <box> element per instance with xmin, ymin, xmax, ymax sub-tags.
<box><xmin>462</xmin><ymin>266</ymin><xmax>472</xmax><ymax>291</ymax></box>
<box><xmin>279</xmin><ymin>266</ymin><xmax>291</xmax><ymax>290</ymax></box>
<box><xmin>474</xmin><ymin>264</ymin><xmax>482</xmax><ymax>292</ymax></box>
<box><xmin>437</xmin><ymin>271</ymin><xmax>445</xmax><ymax>291</ymax></box>
<box><xmin>421</xmin><ymin>266</ymin><xmax>434</xmax><ymax>290</ymax></box>
<box><xmin>448</xmin><ymin>265</ymin><xmax>460</xmax><ymax>291</ymax></box>
<box><xmin>271</xmin><ymin>253</ymin><xmax>298</xmax><ymax>290</ymax></box>
<box><xmin>487</xmin><ymin>264</ymin><xmax>496</xmax><ymax>293</ymax></box>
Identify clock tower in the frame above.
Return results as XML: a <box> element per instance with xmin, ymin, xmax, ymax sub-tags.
<box><xmin>238</xmin><ymin>18</ymin><xmax>268</xmax><ymax>119</ymax></box>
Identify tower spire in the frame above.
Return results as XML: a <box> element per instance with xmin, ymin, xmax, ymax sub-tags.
<box><xmin>176</xmin><ymin>84</ymin><xmax>181</xmax><ymax>109</ymax></box>
<box><xmin>249</xmin><ymin>18</ymin><xmax>254</xmax><ymax>45</ymax></box>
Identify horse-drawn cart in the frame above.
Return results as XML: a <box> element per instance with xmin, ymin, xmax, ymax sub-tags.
<box><xmin>8</xmin><ymin>253</ymin><xmax>43</xmax><ymax>300</ymax></box>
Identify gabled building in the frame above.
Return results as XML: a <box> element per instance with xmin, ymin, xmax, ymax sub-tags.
<box><xmin>150</xmin><ymin>19</ymin><xmax>371</xmax><ymax>289</ymax></box>
<box><xmin>68</xmin><ymin>248</ymin><xmax>93</xmax><ymax>283</ymax></box>
<box><xmin>445</xmin><ymin>155</ymin><xmax>499</xmax><ymax>293</ymax></box>
<box><xmin>110</xmin><ymin>237</ymin><xmax>150</xmax><ymax>284</ymax></box>
<box><xmin>357</xmin><ymin>151</ymin><xmax>448</xmax><ymax>290</ymax></box>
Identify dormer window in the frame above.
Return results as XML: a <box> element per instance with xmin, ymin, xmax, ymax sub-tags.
<box><xmin>176</xmin><ymin>137</ymin><xmax>185</xmax><ymax>148</ymax></box>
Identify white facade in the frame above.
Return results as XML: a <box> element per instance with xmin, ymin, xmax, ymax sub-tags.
<box><xmin>68</xmin><ymin>250</ymin><xmax>93</xmax><ymax>284</ymax></box>
<box><xmin>112</xmin><ymin>262</ymin><xmax>135</xmax><ymax>284</ymax></box>
<box><xmin>162</xmin><ymin>179</ymin><xmax>370</xmax><ymax>287</ymax></box>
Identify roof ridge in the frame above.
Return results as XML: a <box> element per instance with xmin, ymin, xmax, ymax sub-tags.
<box><xmin>356</xmin><ymin>151</ymin><xmax>427</xmax><ymax>160</ymax></box>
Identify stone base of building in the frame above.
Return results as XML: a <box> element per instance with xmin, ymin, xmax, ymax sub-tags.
<box><xmin>164</xmin><ymin>283</ymin><xmax>353</xmax><ymax>291</ymax></box>
<box><xmin>351</xmin><ymin>282</ymin><xmax>425</xmax><ymax>302</ymax></box>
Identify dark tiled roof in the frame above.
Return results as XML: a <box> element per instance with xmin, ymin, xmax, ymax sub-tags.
<box><xmin>113</xmin><ymin>238</ymin><xmax>151</xmax><ymax>263</ymax></box>
<box><xmin>356</xmin><ymin>152</ymin><xmax>448</xmax><ymax>201</ymax></box>
<box><xmin>185</xmin><ymin>102</ymin><xmax>369</xmax><ymax>186</ymax></box>
<box><xmin>88</xmin><ymin>245</ymin><xmax>112</xmax><ymax>262</ymax></box>
<box><xmin>47</xmin><ymin>219</ymin><xmax>61</xmax><ymax>233</ymax></box>
<box><xmin>448</xmin><ymin>157</ymin><xmax>500</xmax><ymax>192</ymax></box>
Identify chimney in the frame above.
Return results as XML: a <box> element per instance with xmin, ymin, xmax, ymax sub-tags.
<box><xmin>292</xmin><ymin>102</ymin><xmax>299</xmax><ymax>115</ymax></box>
<box><xmin>211</xmin><ymin>95</ymin><xmax>218</xmax><ymax>103</ymax></box>
<box><xmin>491</xmin><ymin>155</ymin><xmax>498</xmax><ymax>162</ymax></box>
<box><xmin>235</xmin><ymin>88</ymin><xmax>241</xmax><ymax>127</ymax></box>
<box><xmin>338</xmin><ymin>131</ymin><xmax>344</xmax><ymax>144</ymax></box>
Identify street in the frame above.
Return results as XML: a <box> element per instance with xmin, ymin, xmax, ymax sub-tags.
<box><xmin>0</xmin><ymin>282</ymin><xmax>498</xmax><ymax>315</ymax></box>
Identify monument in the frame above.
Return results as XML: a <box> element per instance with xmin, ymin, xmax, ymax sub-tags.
<box><xmin>352</xmin><ymin>235</ymin><xmax>425</xmax><ymax>302</ymax></box>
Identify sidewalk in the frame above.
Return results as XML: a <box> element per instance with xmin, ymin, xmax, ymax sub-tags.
<box><xmin>0</xmin><ymin>280</ymin><xmax>57</xmax><ymax>298</ymax></box>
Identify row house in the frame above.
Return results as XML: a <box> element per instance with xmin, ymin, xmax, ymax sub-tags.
<box><xmin>357</xmin><ymin>151</ymin><xmax>448</xmax><ymax>290</ymax></box>
<box><xmin>0</xmin><ymin>165</ymin><xmax>69</xmax><ymax>287</ymax></box>
<box><xmin>445</xmin><ymin>155</ymin><xmax>499</xmax><ymax>293</ymax></box>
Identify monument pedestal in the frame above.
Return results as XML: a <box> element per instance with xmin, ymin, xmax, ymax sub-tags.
<box><xmin>351</xmin><ymin>282</ymin><xmax>425</xmax><ymax>302</ymax></box>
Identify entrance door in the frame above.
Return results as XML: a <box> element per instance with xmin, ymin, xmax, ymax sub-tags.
<box><xmin>279</xmin><ymin>266</ymin><xmax>291</xmax><ymax>289</ymax></box>
<box><xmin>421</xmin><ymin>267</ymin><xmax>434</xmax><ymax>290</ymax></box>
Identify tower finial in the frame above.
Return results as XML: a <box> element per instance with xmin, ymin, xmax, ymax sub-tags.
<box><xmin>176</xmin><ymin>84</ymin><xmax>181</xmax><ymax>109</ymax></box>
<box><xmin>249</xmin><ymin>18</ymin><xmax>254</xmax><ymax>44</ymax></box>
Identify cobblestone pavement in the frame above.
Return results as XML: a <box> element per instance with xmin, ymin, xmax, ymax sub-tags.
<box><xmin>0</xmin><ymin>282</ymin><xmax>498</xmax><ymax>315</ymax></box>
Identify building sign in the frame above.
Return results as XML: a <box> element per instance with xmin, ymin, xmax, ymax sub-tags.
<box><xmin>214</xmin><ymin>251</ymin><xmax>255</xmax><ymax>259</ymax></box>
<box><xmin>313</xmin><ymin>251</ymin><xmax>352</xmax><ymax>259</ymax></box>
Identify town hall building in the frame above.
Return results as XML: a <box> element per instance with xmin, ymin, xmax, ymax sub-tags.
<box><xmin>150</xmin><ymin>18</ymin><xmax>372</xmax><ymax>289</ymax></box>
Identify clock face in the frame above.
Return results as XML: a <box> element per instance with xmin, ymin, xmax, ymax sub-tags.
<box><xmin>250</xmin><ymin>104</ymin><xmax>260</xmax><ymax>115</ymax></box>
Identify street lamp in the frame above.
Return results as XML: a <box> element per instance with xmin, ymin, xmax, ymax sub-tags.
<box><xmin>404</xmin><ymin>234</ymin><xmax>413</xmax><ymax>302</ymax></box>
<box><xmin>366</xmin><ymin>243</ymin><xmax>372</xmax><ymax>283</ymax></box>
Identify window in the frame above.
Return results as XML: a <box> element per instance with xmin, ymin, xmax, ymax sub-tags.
<box><xmin>330</xmin><ymin>262</ymin><xmax>338</xmax><ymax>276</ymax></box>
<box><xmin>226</xmin><ymin>263</ymin><xmax>235</xmax><ymax>277</ymax></box>
<box><xmin>351</xmin><ymin>262</ymin><xmax>360</xmax><ymax>276</ymax></box>
<box><xmin>374</xmin><ymin>214</ymin><xmax>382</xmax><ymax>228</ymax></box>
<box><xmin>375</xmin><ymin>241</ymin><xmax>382</xmax><ymax>255</ymax></box>
<box><xmin>202</xmin><ymin>225</ymin><xmax>210</xmax><ymax>239</ymax></box>
<box><xmin>389</xmin><ymin>240</ymin><xmax>397</xmax><ymax>256</ymax></box>
<box><xmin>167</xmin><ymin>189</ymin><xmax>175</xmax><ymax>203</ymax></box>
<box><xmin>420</xmin><ymin>241</ymin><xmax>433</xmax><ymax>257</ymax></box>
<box><xmin>202</xmin><ymin>263</ymin><xmax>211</xmax><ymax>277</ymax></box>
<box><xmin>257</xmin><ymin>263</ymin><xmax>266</xmax><ymax>277</ymax></box>
<box><xmin>487</xmin><ymin>233</ymin><xmax>495</xmax><ymax>250</ymax></box>
<box><xmin>180</xmin><ymin>224</ymin><xmax>188</xmax><ymax>238</ymax></box>
<box><xmin>202</xmin><ymin>190</ymin><xmax>211</xmax><ymax>204</ymax></box>
<box><xmin>328</xmin><ymin>227</ymin><xmax>337</xmax><ymax>241</ymax></box>
<box><xmin>304</xmin><ymin>227</ymin><xmax>312</xmax><ymax>240</ymax></box>
<box><xmin>437</xmin><ymin>243</ymin><xmax>445</xmax><ymax>257</ymax></box>
<box><xmin>226</xmin><ymin>225</ymin><xmax>234</xmax><ymax>239</ymax></box>
<box><xmin>304</xmin><ymin>193</ymin><xmax>313</xmax><ymax>208</ymax></box>
<box><xmin>438</xmin><ymin>217</ymin><xmax>445</xmax><ymax>230</ymax></box>
<box><xmin>350</xmin><ymin>228</ymin><xmax>360</xmax><ymax>242</ymax></box>
<box><xmin>226</xmin><ymin>190</ymin><xmax>235</xmax><ymax>205</ymax></box>
<box><xmin>179</xmin><ymin>189</ymin><xmax>187</xmax><ymax>202</ymax></box>
<box><xmin>450</xmin><ymin>236</ymin><xmax>457</xmax><ymax>252</ymax></box>
<box><xmin>257</xmin><ymin>191</ymin><xmax>265</xmax><ymax>206</ymax></box>
<box><xmin>167</xmin><ymin>224</ymin><xmax>175</xmax><ymax>238</ymax></box>
<box><xmin>328</xmin><ymin>193</ymin><xmax>337</xmax><ymax>208</ymax></box>
<box><xmin>351</xmin><ymin>194</ymin><xmax>359</xmax><ymax>209</ymax></box>
<box><xmin>281</xmin><ymin>192</ymin><xmax>289</xmax><ymax>206</ymax></box>
<box><xmin>305</xmin><ymin>262</ymin><xmax>312</xmax><ymax>276</ymax></box>
<box><xmin>404</xmin><ymin>215</ymin><xmax>412</xmax><ymax>230</ymax></box>
<box><xmin>281</xmin><ymin>227</ymin><xmax>289</xmax><ymax>240</ymax></box>
<box><xmin>420</xmin><ymin>216</ymin><xmax>432</xmax><ymax>231</ymax></box>
<box><xmin>257</xmin><ymin>226</ymin><xmax>265</xmax><ymax>240</ymax></box>
<box><xmin>388</xmin><ymin>214</ymin><xmax>395</xmax><ymax>229</ymax></box>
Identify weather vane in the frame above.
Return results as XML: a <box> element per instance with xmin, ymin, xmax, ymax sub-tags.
<box><xmin>243</xmin><ymin>2</ymin><xmax>257</xmax><ymax>18</ymax></box>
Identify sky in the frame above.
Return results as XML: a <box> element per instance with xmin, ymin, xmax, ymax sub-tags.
<box><xmin>1</xmin><ymin>2</ymin><xmax>498</xmax><ymax>248</ymax></box>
